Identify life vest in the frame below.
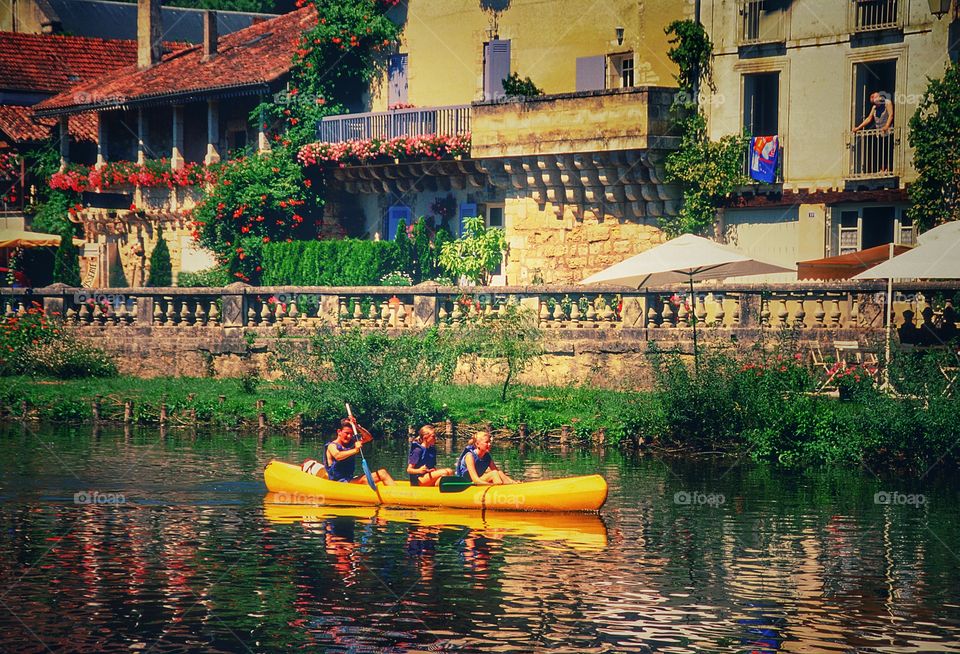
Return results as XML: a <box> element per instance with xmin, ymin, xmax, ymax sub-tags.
<box><xmin>325</xmin><ymin>440</ymin><xmax>356</xmax><ymax>482</ymax></box>
<box><xmin>408</xmin><ymin>441</ymin><xmax>438</xmax><ymax>485</ymax></box>
<box><xmin>455</xmin><ymin>445</ymin><xmax>490</xmax><ymax>478</ymax></box>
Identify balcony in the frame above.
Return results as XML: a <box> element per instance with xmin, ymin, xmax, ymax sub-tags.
<box><xmin>737</xmin><ymin>0</ymin><xmax>786</xmax><ymax>46</ymax></box>
<box><xmin>470</xmin><ymin>86</ymin><xmax>678</xmax><ymax>159</ymax></box>
<box><xmin>317</xmin><ymin>105</ymin><xmax>471</xmax><ymax>143</ymax></box>
<box><xmin>850</xmin><ymin>0</ymin><xmax>902</xmax><ymax>33</ymax></box>
<box><xmin>845</xmin><ymin>127</ymin><xmax>902</xmax><ymax>181</ymax></box>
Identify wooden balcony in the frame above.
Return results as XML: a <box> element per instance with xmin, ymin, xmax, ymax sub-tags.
<box><xmin>317</xmin><ymin>105</ymin><xmax>471</xmax><ymax>143</ymax></box>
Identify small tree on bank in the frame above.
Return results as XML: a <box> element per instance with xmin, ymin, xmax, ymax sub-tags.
<box><xmin>52</xmin><ymin>227</ymin><xmax>81</xmax><ymax>286</ymax></box>
<box><xmin>148</xmin><ymin>229</ymin><xmax>172</xmax><ymax>287</ymax></box>
<box><xmin>908</xmin><ymin>62</ymin><xmax>960</xmax><ymax>232</ymax></box>
<box><xmin>438</xmin><ymin>216</ymin><xmax>506</xmax><ymax>285</ymax></box>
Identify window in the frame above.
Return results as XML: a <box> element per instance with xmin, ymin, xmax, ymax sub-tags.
<box><xmin>486</xmin><ymin>205</ymin><xmax>504</xmax><ymax>228</ymax></box>
<box><xmin>483</xmin><ymin>204</ymin><xmax>506</xmax><ymax>281</ymax></box>
<box><xmin>386</xmin><ymin>205</ymin><xmax>412</xmax><ymax>241</ymax></box>
<box><xmin>852</xmin><ymin>0</ymin><xmax>901</xmax><ymax>32</ymax></box>
<box><xmin>835</xmin><ymin>206</ymin><xmax>910</xmax><ymax>255</ymax></box>
<box><xmin>738</xmin><ymin>0</ymin><xmax>787</xmax><ymax>45</ymax></box>
<box><xmin>608</xmin><ymin>53</ymin><xmax>635</xmax><ymax>89</ymax></box>
<box><xmin>743</xmin><ymin>72</ymin><xmax>780</xmax><ymax>137</ymax></box>
<box><xmin>849</xmin><ymin>60</ymin><xmax>897</xmax><ymax>179</ymax></box>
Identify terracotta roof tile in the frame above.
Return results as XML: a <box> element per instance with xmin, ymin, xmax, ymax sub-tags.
<box><xmin>0</xmin><ymin>31</ymin><xmax>146</xmax><ymax>93</ymax></box>
<box><xmin>0</xmin><ymin>105</ymin><xmax>97</xmax><ymax>143</ymax></box>
<box><xmin>34</xmin><ymin>6</ymin><xmax>316</xmax><ymax>115</ymax></box>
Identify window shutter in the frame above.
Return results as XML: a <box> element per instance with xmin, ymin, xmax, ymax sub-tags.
<box><xmin>483</xmin><ymin>39</ymin><xmax>511</xmax><ymax>101</ymax></box>
<box><xmin>388</xmin><ymin>54</ymin><xmax>408</xmax><ymax>105</ymax></box>
<box><xmin>458</xmin><ymin>202</ymin><xmax>477</xmax><ymax>237</ymax></box>
<box><xmin>386</xmin><ymin>205</ymin><xmax>412</xmax><ymax>241</ymax></box>
<box><xmin>576</xmin><ymin>55</ymin><xmax>606</xmax><ymax>92</ymax></box>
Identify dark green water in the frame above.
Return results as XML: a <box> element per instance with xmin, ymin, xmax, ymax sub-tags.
<box><xmin>0</xmin><ymin>423</ymin><xmax>958</xmax><ymax>653</ymax></box>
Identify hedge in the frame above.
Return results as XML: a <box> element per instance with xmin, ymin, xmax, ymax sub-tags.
<box><xmin>260</xmin><ymin>239</ymin><xmax>401</xmax><ymax>286</ymax></box>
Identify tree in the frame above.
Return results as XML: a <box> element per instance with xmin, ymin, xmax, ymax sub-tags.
<box><xmin>908</xmin><ymin>62</ymin><xmax>960</xmax><ymax>232</ymax></box>
<box><xmin>454</xmin><ymin>303</ymin><xmax>543</xmax><ymax>402</ymax></box>
<box><xmin>438</xmin><ymin>216</ymin><xmax>506</xmax><ymax>285</ymax></box>
<box><xmin>52</xmin><ymin>227</ymin><xmax>81</xmax><ymax>286</ymax></box>
<box><xmin>502</xmin><ymin>72</ymin><xmax>543</xmax><ymax>98</ymax></box>
<box><xmin>148</xmin><ymin>228</ymin><xmax>172</xmax><ymax>287</ymax></box>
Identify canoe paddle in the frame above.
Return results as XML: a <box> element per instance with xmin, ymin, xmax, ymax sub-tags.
<box><xmin>438</xmin><ymin>477</ymin><xmax>481</xmax><ymax>493</ymax></box>
<box><xmin>345</xmin><ymin>403</ymin><xmax>382</xmax><ymax>503</ymax></box>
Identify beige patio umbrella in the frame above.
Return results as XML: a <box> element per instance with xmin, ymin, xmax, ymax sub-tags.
<box><xmin>853</xmin><ymin>221</ymin><xmax>960</xmax><ymax>387</ymax></box>
<box><xmin>0</xmin><ymin>229</ymin><xmax>61</xmax><ymax>249</ymax></box>
<box><xmin>581</xmin><ymin>233</ymin><xmax>796</xmax><ymax>372</ymax></box>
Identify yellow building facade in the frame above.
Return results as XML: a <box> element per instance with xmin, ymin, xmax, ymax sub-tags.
<box><xmin>320</xmin><ymin>0</ymin><xmax>690</xmax><ymax>284</ymax></box>
<box><xmin>701</xmin><ymin>0</ymin><xmax>954</xmax><ymax>273</ymax></box>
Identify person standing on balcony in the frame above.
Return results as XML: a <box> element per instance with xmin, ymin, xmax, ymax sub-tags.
<box><xmin>853</xmin><ymin>91</ymin><xmax>894</xmax><ymax>175</ymax></box>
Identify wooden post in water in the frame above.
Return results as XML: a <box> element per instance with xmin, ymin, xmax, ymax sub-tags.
<box><xmin>519</xmin><ymin>422</ymin><xmax>528</xmax><ymax>440</ymax></box>
<box><xmin>159</xmin><ymin>403</ymin><xmax>168</xmax><ymax>426</ymax></box>
<box><xmin>20</xmin><ymin>400</ymin><xmax>28</xmax><ymax>421</ymax></box>
<box><xmin>597</xmin><ymin>427</ymin><xmax>606</xmax><ymax>447</ymax></box>
<box><xmin>124</xmin><ymin>400</ymin><xmax>134</xmax><ymax>423</ymax></box>
<box><xmin>92</xmin><ymin>396</ymin><xmax>101</xmax><ymax>423</ymax></box>
<box><xmin>258</xmin><ymin>411</ymin><xmax>267</xmax><ymax>430</ymax></box>
<box><xmin>560</xmin><ymin>425</ymin><xmax>570</xmax><ymax>445</ymax></box>
<box><xmin>189</xmin><ymin>408</ymin><xmax>197</xmax><ymax>424</ymax></box>
<box><xmin>445</xmin><ymin>418</ymin><xmax>454</xmax><ymax>439</ymax></box>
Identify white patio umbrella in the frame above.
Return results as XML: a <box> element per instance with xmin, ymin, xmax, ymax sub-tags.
<box><xmin>581</xmin><ymin>233</ymin><xmax>796</xmax><ymax>372</ymax></box>
<box><xmin>853</xmin><ymin>221</ymin><xmax>960</xmax><ymax>387</ymax></box>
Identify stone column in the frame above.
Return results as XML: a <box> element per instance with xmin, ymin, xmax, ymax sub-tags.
<box><xmin>96</xmin><ymin>117</ymin><xmax>107</xmax><ymax>169</ymax></box>
<box><xmin>205</xmin><ymin>99</ymin><xmax>221</xmax><ymax>165</ymax></box>
<box><xmin>59</xmin><ymin>116</ymin><xmax>69</xmax><ymax>171</ymax></box>
<box><xmin>137</xmin><ymin>108</ymin><xmax>147</xmax><ymax>165</ymax></box>
<box><xmin>171</xmin><ymin>105</ymin><xmax>185</xmax><ymax>170</ymax></box>
<box><xmin>257</xmin><ymin>99</ymin><xmax>270</xmax><ymax>153</ymax></box>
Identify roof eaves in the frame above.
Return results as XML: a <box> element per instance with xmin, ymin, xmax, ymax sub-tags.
<box><xmin>33</xmin><ymin>80</ymin><xmax>276</xmax><ymax>117</ymax></box>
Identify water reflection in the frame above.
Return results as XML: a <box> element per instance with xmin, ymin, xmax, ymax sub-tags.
<box><xmin>0</xmin><ymin>424</ymin><xmax>958</xmax><ymax>653</ymax></box>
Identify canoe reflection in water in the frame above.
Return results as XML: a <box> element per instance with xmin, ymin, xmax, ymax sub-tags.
<box><xmin>263</xmin><ymin>494</ymin><xmax>608</xmax><ymax>552</ymax></box>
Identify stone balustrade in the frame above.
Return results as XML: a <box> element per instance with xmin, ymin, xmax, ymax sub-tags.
<box><xmin>2</xmin><ymin>282</ymin><xmax>958</xmax><ymax>339</ymax></box>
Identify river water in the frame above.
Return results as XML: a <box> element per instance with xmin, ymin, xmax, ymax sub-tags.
<box><xmin>0</xmin><ymin>423</ymin><xmax>958</xmax><ymax>653</ymax></box>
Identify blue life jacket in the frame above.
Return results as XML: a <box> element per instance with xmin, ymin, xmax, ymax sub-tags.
<box><xmin>408</xmin><ymin>442</ymin><xmax>438</xmax><ymax>485</ymax></box>
<box><xmin>455</xmin><ymin>445</ymin><xmax>490</xmax><ymax>478</ymax></box>
<box><xmin>325</xmin><ymin>440</ymin><xmax>356</xmax><ymax>482</ymax></box>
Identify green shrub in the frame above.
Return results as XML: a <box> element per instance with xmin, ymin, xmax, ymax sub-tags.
<box><xmin>178</xmin><ymin>265</ymin><xmax>230</xmax><ymax>287</ymax></box>
<box><xmin>148</xmin><ymin>229</ymin><xmax>172</xmax><ymax>287</ymax></box>
<box><xmin>260</xmin><ymin>239</ymin><xmax>400</xmax><ymax>286</ymax></box>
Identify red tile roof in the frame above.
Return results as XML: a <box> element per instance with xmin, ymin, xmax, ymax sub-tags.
<box><xmin>34</xmin><ymin>6</ymin><xmax>316</xmax><ymax>116</ymax></box>
<box><xmin>0</xmin><ymin>32</ymin><xmax>145</xmax><ymax>93</ymax></box>
<box><xmin>0</xmin><ymin>105</ymin><xmax>97</xmax><ymax>143</ymax></box>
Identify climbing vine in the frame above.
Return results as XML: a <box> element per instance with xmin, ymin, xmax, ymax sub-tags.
<box><xmin>662</xmin><ymin>20</ymin><xmax>746</xmax><ymax>237</ymax></box>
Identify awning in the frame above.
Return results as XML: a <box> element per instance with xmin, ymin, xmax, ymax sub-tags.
<box><xmin>797</xmin><ymin>244</ymin><xmax>912</xmax><ymax>280</ymax></box>
<box><xmin>0</xmin><ymin>229</ymin><xmax>62</xmax><ymax>248</ymax></box>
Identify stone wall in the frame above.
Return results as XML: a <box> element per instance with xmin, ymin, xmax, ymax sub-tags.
<box><xmin>505</xmin><ymin>195</ymin><xmax>665</xmax><ymax>284</ymax></box>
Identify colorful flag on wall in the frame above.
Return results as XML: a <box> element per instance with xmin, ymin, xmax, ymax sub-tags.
<box><xmin>749</xmin><ymin>136</ymin><xmax>780</xmax><ymax>184</ymax></box>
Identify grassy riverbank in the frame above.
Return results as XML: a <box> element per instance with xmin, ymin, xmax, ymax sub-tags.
<box><xmin>2</xmin><ymin>371</ymin><xmax>957</xmax><ymax>473</ymax></box>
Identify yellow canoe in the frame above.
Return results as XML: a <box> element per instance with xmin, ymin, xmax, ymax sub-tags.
<box><xmin>263</xmin><ymin>460</ymin><xmax>608</xmax><ymax>512</ymax></box>
<box><xmin>263</xmin><ymin>497</ymin><xmax>608</xmax><ymax>551</ymax></box>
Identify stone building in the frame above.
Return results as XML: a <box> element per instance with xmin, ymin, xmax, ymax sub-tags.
<box><xmin>311</xmin><ymin>0</ymin><xmax>689</xmax><ymax>284</ymax></box>
<box><xmin>33</xmin><ymin>3</ymin><xmax>316</xmax><ymax>287</ymax></box>
<box><xmin>701</xmin><ymin>0</ymin><xmax>956</xmax><ymax>273</ymax></box>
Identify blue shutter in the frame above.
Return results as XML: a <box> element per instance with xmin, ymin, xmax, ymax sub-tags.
<box><xmin>388</xmin><ymin>54</ymin><xmax>408</xmax><ymax>106</ymax></box>
<box><xmin>458</xmin><ymin>202</ymin><xmax>477</xmax><ymax>237</ymax></box>
<box><xmin>576</xmin><ymin>55</ymin><xmax>606</xmax><ymax>92</ymax></box>
<box><xmin>483</xmin><ymin>39</ymin><xmax>511</xmax><ymax>101</ymax></box>
<box><xmin>386</xmin><ymin>205</ymin><xmax>412</xmax><ymax>241</ymax></box>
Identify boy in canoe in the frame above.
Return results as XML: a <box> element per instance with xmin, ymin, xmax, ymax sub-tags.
<box><xmin>407</xmin><ymin>425</ymin><xmax>453</xmax><ymax>486</ymax></box>
<box><xmin>455</xmin><ymin>431</ymin><xmax>517</xmax><ymax>485</ymax></box>
<box><xmin>306</xmin><ymin>417</ymin><xmax>396</xmax><ymax>485</ymax></box>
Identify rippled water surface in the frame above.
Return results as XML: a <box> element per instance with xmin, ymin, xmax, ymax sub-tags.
<box><xmin>1</xmin><ymin>423</ymin><xmax>958</xmax><ymax>653</ymax></box>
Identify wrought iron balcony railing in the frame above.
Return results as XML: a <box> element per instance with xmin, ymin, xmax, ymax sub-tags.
<box><xmin>317</xmin><ymin>105</ymin><xmax>471</xmax><ymax>143</ymax></box>
<box><xmin>846</xmin><ymin>127</ymin><xmax>902</xmax><ymax>180</ymax></box>
<box><xmin>851</xmin><ymin>0</ymin><xmax>902</xmax><ymax>32</ymax></box>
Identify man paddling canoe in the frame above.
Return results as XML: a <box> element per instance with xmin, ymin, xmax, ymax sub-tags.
<box><xmin>455</xmin><ymin>431</ymin><xmax>516</xmax><ymax>485</ymax></box>
<box><xmin>317</xmin><ymin>417</ymin><xmax>396</xmax><ymax>485</ymax></box>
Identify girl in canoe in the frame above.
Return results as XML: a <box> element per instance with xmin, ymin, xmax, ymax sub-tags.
<box><xmin>307</xmin><ymin>417</ymin><xmax>396</xmax><ymax>485</ymax></box>
<box><xmin>407</xmin><ymin>425</ymin><xmax>453</xmax><ymax>486</ymax></box>
<box><xmin>455</xmin><ymin>431</ymin><xmax>517</xmax><ymax>485</ymax></box>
